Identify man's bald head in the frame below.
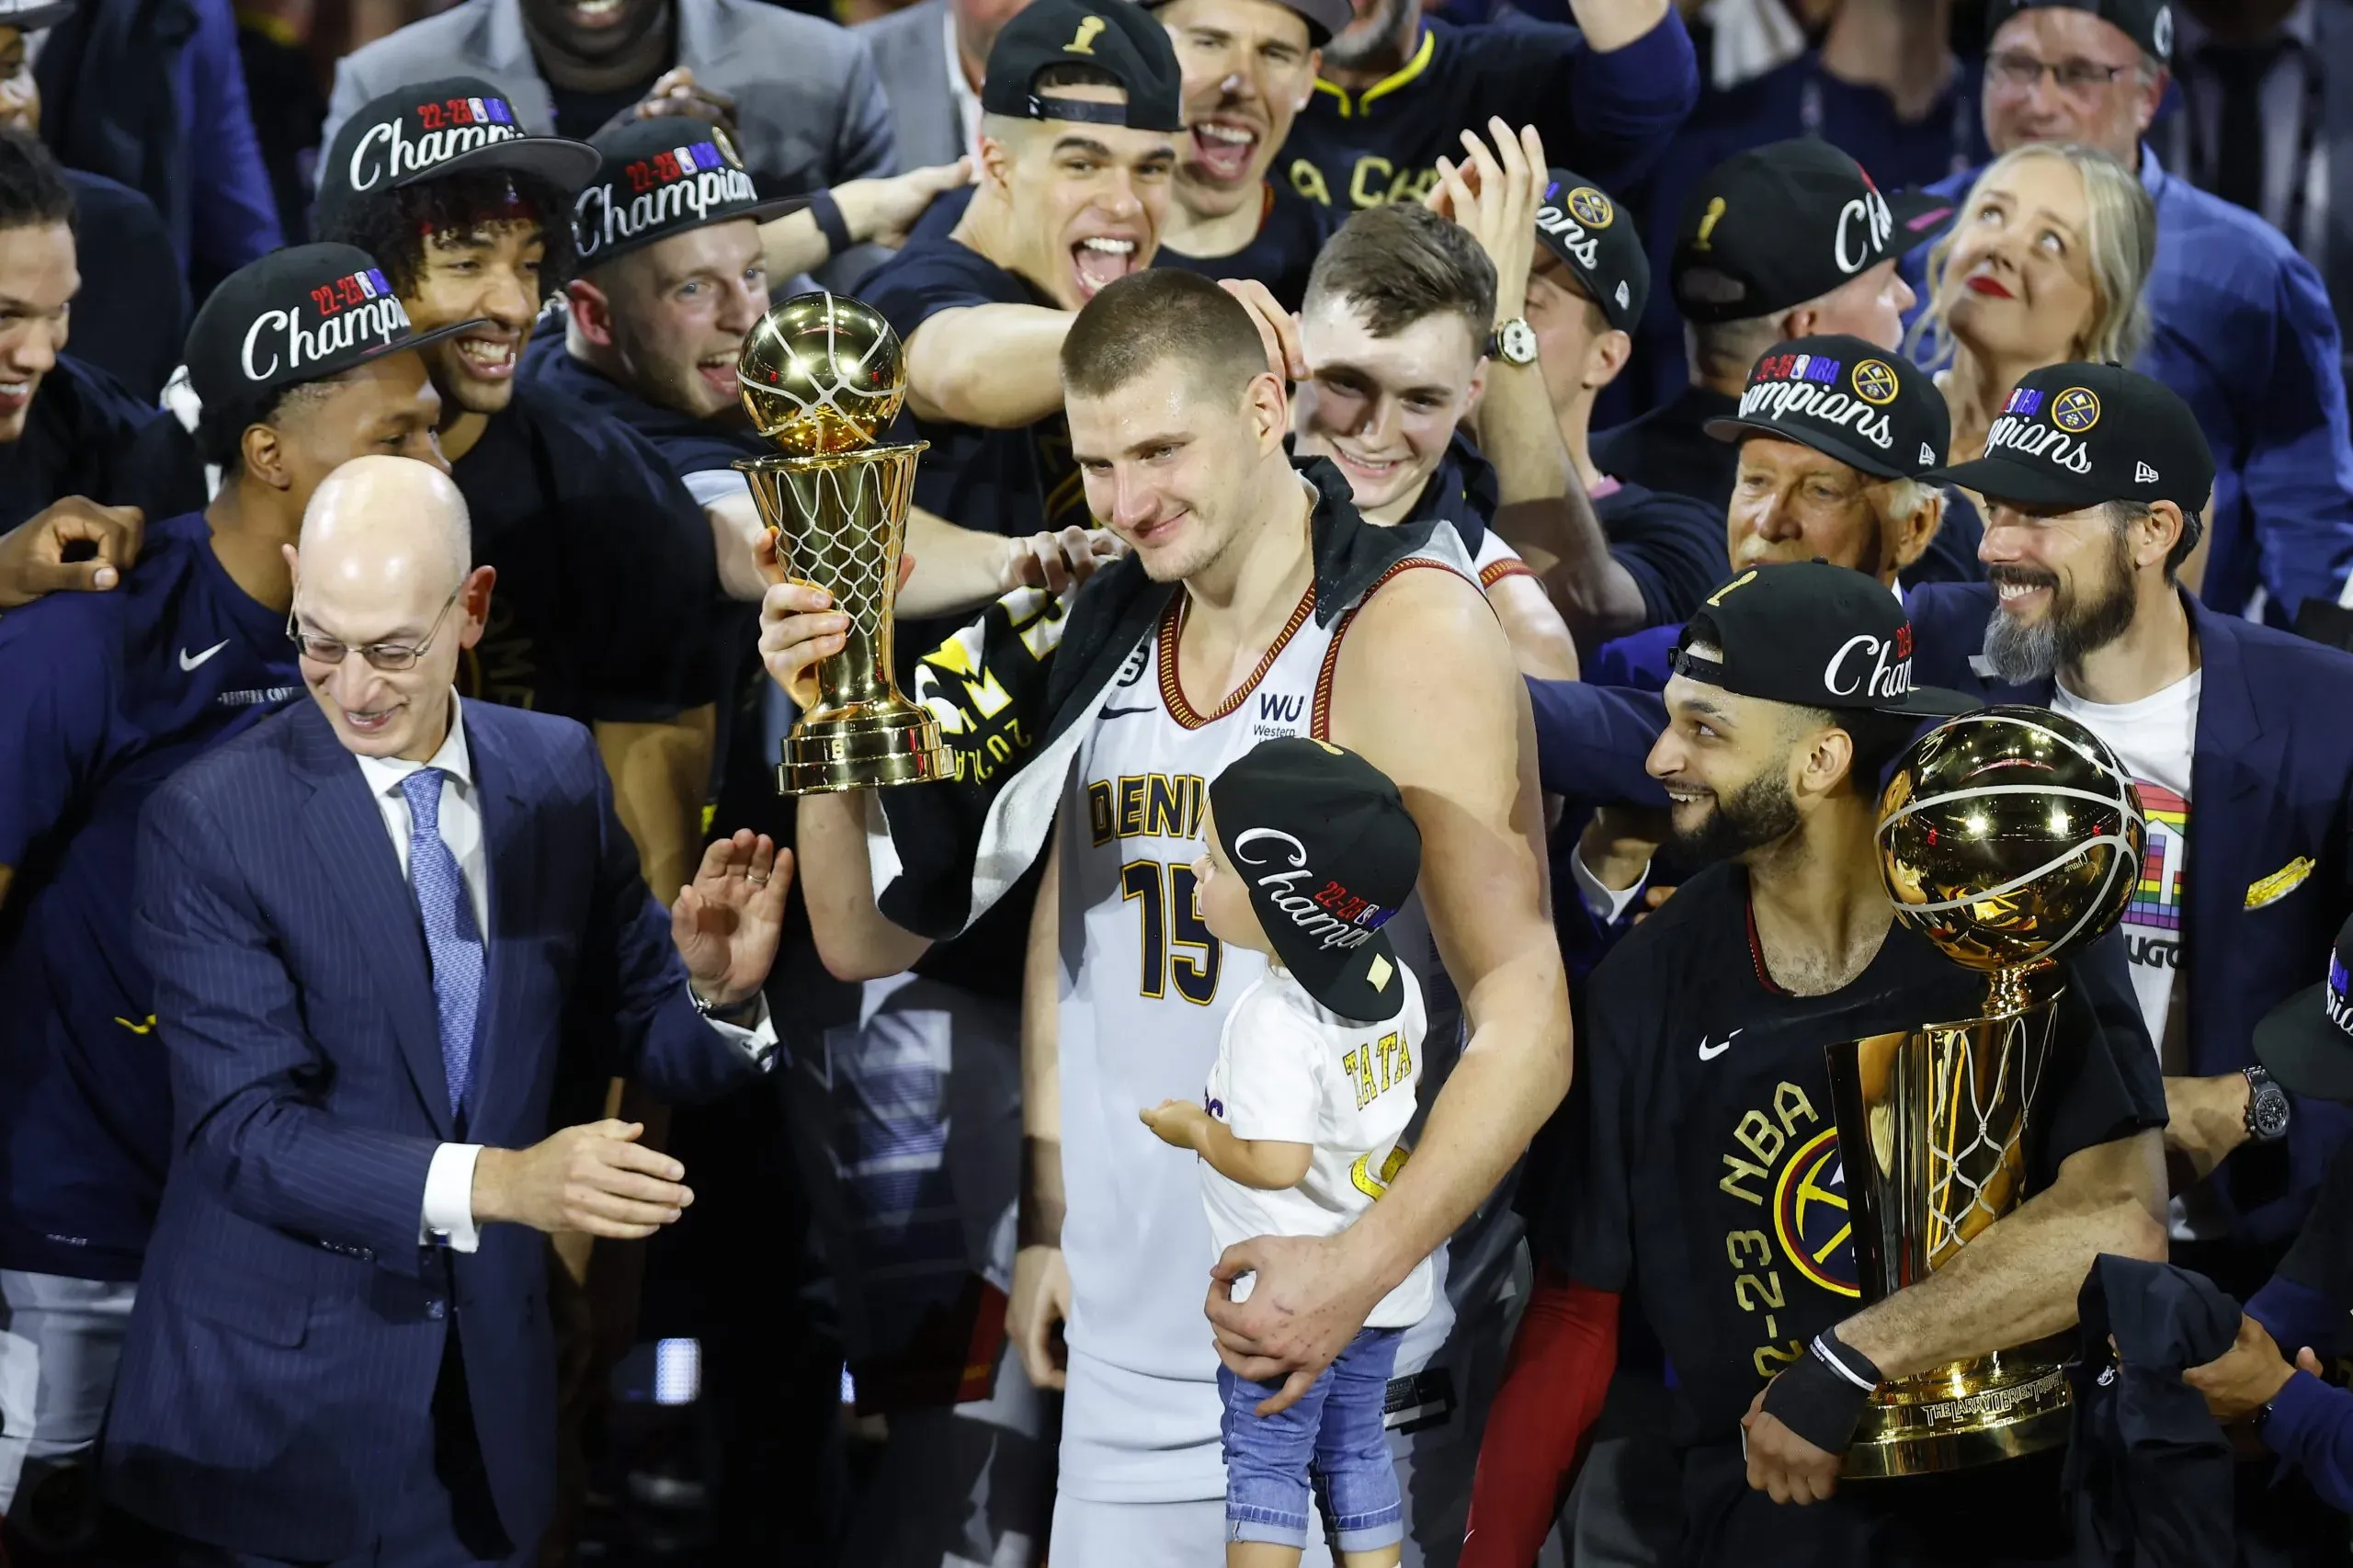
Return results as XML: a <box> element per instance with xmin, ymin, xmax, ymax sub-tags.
<box><xmin>291</xmin><ymin>455</ymin><xmax>494</xmax><ymax>762</ymax></box>
<box><xmin>301</xmin><ymin>454</ymin><xmax>474</xmax><ymax>592</ymax></box>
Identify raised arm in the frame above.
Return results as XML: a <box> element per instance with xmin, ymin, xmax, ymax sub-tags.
<box><xmin>795</xmin><ymin>791</ymin><xmax>935</xmax><ymax>981</ymax></box>
<box><xmin>1207</xmin><ymin>564</ymin><xmax>1572</xmax><ymax>1410</ymax></box>
<box><xmin>904</xmin><ymin>305</ymin><xmax>1076</xmax><ymax>428</ymax></box>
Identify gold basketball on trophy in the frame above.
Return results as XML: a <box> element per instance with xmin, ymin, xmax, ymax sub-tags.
<box><xmin>737</xmin><ymin>290</ymin><xmax>910</xmax><ymax>455</ymax></box>
<box><xmin>1877</xmin><ymin>706</ymin><xmax>2147</xmax><ymax>985</ymax></box>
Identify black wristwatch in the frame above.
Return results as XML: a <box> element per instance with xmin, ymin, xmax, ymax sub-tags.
<box><xmin>2244</xmin><ymin>1065</ymin><xmax>2291</xmax><ymax>1144</ymax></box>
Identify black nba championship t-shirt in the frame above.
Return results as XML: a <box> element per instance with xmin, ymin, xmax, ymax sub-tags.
<box><xmin>1555</xmin><ymin>860</ymin><xmax>2165</xmax><ymax>1449</ymax></box>
<box><xmin>860</xmin><ymin>234</ymin><xmax>1092</xmax><ymax>542</ymax></box>
<box><xmin>449</xmin><ymin>382</ymin><xmax>721</xmax><ymax>726</ymax></box>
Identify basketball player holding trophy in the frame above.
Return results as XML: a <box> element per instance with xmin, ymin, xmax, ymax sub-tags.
<box><xmin>1530</xmin><ymin>562</ymin><xmax>2170</xmax><ymax>1565</ymax></box>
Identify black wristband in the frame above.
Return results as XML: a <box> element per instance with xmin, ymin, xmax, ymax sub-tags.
<box><xmin>808</xmin><ymin>189</ymin><xmax>854</xmax><ymax>259</ymax></box>
<box><xmin>1758</xmin><ymin>1333</ymin><xmax>1881</xmax><ymax>1455</ymax></box>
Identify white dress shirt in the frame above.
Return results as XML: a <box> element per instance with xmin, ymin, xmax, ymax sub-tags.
<box><xmin>357</xmin><ymin>698</ymin><xmax>774</xmax><ymax>1253</ymax></box>
<box><xmin>941</xmin><ymin>4</ymin><xmax>983</xmax><ymax>162</ymax></box>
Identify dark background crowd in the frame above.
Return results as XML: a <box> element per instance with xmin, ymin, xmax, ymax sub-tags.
<box><xmin>4</xmin><ymin>0</ymin><xmax>2353</xmax><ymax>1566</ymax></box>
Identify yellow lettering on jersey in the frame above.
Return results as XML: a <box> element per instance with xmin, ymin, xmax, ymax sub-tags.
<box><xmin>1347</xmin><ymin>155</ymin><xmax>1393</xmax><ymax>209</ymax></box>
<box><xmin>1117</xmin><ymin>775</ymin><xmax>1147</xmax><ymax>839</ymax></box>
<box><xmin>1290</xmin><ymin>159</ymin><xmax>1333</xmax><ymax>207</ymax></box>
<box><xmin>1088</xmin><ymin>779</ymin><xmax>1115</xmax><ymax>846</ymax></box>
<box><xmin>1144</xmin><ymin>775</ymin><xmax>1187</xmax><ymax>839</ymax></box>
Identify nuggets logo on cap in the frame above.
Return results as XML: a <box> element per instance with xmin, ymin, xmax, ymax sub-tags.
<box><xmin>1735</xmin><ymin>350</ymin><xmax>1898</xmax><ymax>453</ymax></box>
<box><xmin>2052</xmin><ymin>387</ymin><xmax>2101</xmax><ymax>434</ymax></box>
<box><xmin>1566</xmin><ymin>187</ymin><xmax>1613</xmax><ymax>229</ymax></box>
<box><xmin>349</xmin><ymin>93</ymin><xmax>523</xmax><ymax>193</ymax></box>
<box><xmin>1851</xmin><ymin>359</ymin><xmax>1899</xmax><ymax>406</ymax></box>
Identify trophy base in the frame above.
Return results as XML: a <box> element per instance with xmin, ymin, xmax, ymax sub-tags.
<box><xmin>1842</xmin><ymin>1342</ymin><xmax>2074</xmax><ymax>1478</ymax></box>
<box><xmin>779</xmin><ymin>705</ymin><xmax>953</xmax><ymax>795</ymax></box>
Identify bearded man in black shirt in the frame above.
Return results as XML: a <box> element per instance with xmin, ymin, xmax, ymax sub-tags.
<box><xmin>1521</xmin><ymin>562</ymin><xmax>2169</xmax><ymax>1564</ymax></box>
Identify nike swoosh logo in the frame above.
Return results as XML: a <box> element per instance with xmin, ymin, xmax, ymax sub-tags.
<box><xmin>1099</xmin><ymin>706</ymin><xmax>1157</xmax><ymax>720</ymax></box>
<box><xmin>179</xmin><ymin>640</ymin><xmax>231</xmax><ymax>672</ymax></box>
<box><xmin>1698</xmin><ymin>1028</ymin><xmax>1741</xmax><ymax>1062</ymax></box>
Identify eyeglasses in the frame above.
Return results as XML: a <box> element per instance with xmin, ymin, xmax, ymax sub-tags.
<box><xmin>1986</xmin><ymin>51</ymin><xmax>2134</xmax><ymax>98</ymax></box>
<box><xmin>288</xmin><ymin>590</ymin><xmax>460</xmax><ymax>672</ymax></box>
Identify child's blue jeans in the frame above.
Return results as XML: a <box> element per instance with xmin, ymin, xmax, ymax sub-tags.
<box><xmin>1217</xmin><ymin>1325</ymin><xmax>1403</xmax><ymax>1552</ymax></box>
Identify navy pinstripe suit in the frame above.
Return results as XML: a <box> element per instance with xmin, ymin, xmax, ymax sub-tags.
<box><xmin>102</xmin><ymin>697</ymin><xmax>760</xmax><ymax>1562</ymax></box>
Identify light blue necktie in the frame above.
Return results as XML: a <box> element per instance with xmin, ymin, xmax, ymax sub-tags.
<box><xmin>399</xmin><ymin>767</ymin><xmax>481</xmax><ymax>1119</ymax></box>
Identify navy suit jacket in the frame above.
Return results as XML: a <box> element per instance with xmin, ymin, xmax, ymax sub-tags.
<box><xmin>103</xmin><ymin>699</ymin><xmax>758</xmax><ymax>1560</ymax></box>
<box><xmin>1529</xmin><ymin>587</ymin><xmax>2353</xmax><ymax>1244</ymax></box>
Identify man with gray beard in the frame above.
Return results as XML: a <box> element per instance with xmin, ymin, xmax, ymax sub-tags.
<box><xmin>1278</xmin><ymin>0</ymin><xmax>1694</xmax><ymax>212</ymax></box>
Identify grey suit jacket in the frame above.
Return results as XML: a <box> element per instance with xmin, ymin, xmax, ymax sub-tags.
<box><xmin>324</xmin><ymin>0</ymin><xmax>898</xmax><ymax>198</ymax></box>
<box><xmin>856</xmin><ymin>0</ymin><xmax>962</xmax><ymax>175</ymax></box>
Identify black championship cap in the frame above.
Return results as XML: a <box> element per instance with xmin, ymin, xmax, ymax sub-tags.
<box><xmin>1211</xmin><ymin>738</ymin><xmax>1423</xmax><ymax>1025</ymax></box>
<box><xmin>2253</xmin><ymin>915</ymin><xmax>2353</xmax><ymax>1100</ymax></box>
<box><xmin>186</xmin><ymin>243</ymin><xmax>485</xmax><ymax>410</ymax></box>
<box><xmin>1533</xmin><ymin>170</ymin><xmax>1647</xmax><ymax>333</ymax></box>
<box><xmin>1704</xmin><ymin>335</ymin><xmax>1949</xmax><ymax>480</ymax></box>
<box><xmin>0</xmin><ymin>1</ymin><xmax>77</xmax><ymax>31</ymax></box>
<box><xmin>573</xmin><ymin>117</ymin><xmax>803</xmax><ymax>270</ymax></box>
<box><xmin>1672</xmin><ymin>139</ymin><xmax>1953</xmax><ymax>324</ymax></box>
<box><xmin>1142</xmin><ymin>0</ymin><xmax>1352</xmax><ymax>48</ymax></box>
<box><xmin>982</xmin><ymin>0</ymin><xmax>1185</xmax><ymax>132</ymax></box>
<box><xmin>1672</xmin><ymin>561</ymin><xmax>1978</xmax><ymax>717</ymax></box>
<box><xmin>316</xmin><ymin>76</ymin><xmax>602</xmax><ymax>238</ymax></box>
<box><xmin>1986</xmin><ymin>0</ymin><xmax>2175</xmax><ymax>63</ymax></box>
<box><xmin>1937</xmin><ymin>361</ymin><xmax>2214</xmax><ymax>516</ymax></box>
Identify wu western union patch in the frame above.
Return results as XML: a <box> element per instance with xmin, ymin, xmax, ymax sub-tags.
<box><xmin>2246</xmin><ymin>857</ymin><xmax>2315</xmax><ymax>910</ymax></box>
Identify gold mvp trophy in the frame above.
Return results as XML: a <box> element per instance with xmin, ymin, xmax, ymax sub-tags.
<box><xmin>1824</xmin><ymin>705</ymin><xmax>2146</xmax><ymax>1477</ymax></box>
<box><xmin>735</xmin><ymin>290</ymin><xmax>950</xmax><ymax>794</ymax></box>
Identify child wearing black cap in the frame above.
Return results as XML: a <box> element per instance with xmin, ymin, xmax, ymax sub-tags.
<box><xmin>1139</xmin><ymin>736</ymin><xmax>1432</xmax><ymax>1568</ymax></box>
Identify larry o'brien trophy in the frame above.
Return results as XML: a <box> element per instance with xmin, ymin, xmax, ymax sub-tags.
<box><xmin>735</xmin><ymin>290</ymin><xmax>950</xmax><ymax>794</ymax></box>
<box><xmin>1824</xmin><ymin>706</ymin><xmax>2146</xmax><ymax>1477</ymax></box>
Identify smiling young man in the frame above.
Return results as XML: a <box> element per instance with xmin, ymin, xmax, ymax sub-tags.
<box><xmin>0</xmin><ymin>243</ymin><xmax>456</xmax><ymax>1535</ymax></box>
<box><xmin>861</xmin><ymin>0</ymin><xmax>1184</xmax><ymax>547</ymax></box>
<box><xmin>0</xmin><ymin>126</ymin><xmax>157</xmax><ymax>536</ymax></box>
<box><xmin>1899</xmin><ymin>0</ymin><xmax>2353</xmax><ymax>625</ymax></box>
<box><xmin>313</xmin><ymin>76</ymin><xmax>723</xmax><ymax>900</ymax></box>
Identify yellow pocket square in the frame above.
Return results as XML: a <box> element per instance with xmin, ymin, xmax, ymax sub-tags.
<box><xmin>2245</xmin><ymin>857</ymin><xmax>2316</xmax><ymax>911</ymax></box>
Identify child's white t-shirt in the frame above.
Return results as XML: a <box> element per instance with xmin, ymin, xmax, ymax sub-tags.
<box><xmin>1199</xmin><ymin>964</ymin><xmax>1435</xmax><ymax>1330</ymax></box>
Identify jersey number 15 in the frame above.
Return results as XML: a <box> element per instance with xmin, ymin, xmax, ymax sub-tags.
<box><xmin>1121</xmin><ymin>859</ymin><xmax>1222</xmax><ymax>1005</ymax></box>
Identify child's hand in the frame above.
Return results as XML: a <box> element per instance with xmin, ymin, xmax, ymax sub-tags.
<box><xmin>1140</xmin><ymin>1100</ymin><xmax>1210</xmax><ymax>1150</ymax></box>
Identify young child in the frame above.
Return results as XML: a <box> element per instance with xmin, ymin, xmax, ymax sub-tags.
<box><xmin>1139</xmin><ymin>736</ymin><xmax>1434</xmax><ymax>1568</ymax></box>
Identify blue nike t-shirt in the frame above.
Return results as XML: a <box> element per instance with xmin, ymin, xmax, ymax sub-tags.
<box><xmin>0</xmin><ymin>510</ymin><xmax>301</xmax><ymax>1278</ymax></box>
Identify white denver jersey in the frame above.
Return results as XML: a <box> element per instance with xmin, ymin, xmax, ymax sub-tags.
<box><xmin>1471</xmin><ymin>531</ymin><xmax>1539</xmax><ymax>595</ymax></box>
<box><xmin>1053</xmin><ymin>531</ymin><xmax>1472</xmax><ymax>1499</ymax></box>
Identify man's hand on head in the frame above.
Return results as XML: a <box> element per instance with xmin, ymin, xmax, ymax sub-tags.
<box><xmin>1205</xmin><ymin>1232</ymin><xmax>1388</xmax><ymax>1415</ymax></box>
<box><xmin>632</xmin><ymin>67</ymin><xmax>739</xmax><ymax>139</ymax></box>
<box><xmin>1427</xmin><ymin>119</ymin><xmax>1547</xmax><ymax>324</ymax></box>
<box><xmin>472</xmin><ymin>1119</ymin><xmax>693</xmax><ymax>1239</ymax></box>
<box><xmin>1219</xmin><ymin>278</ymin><xmax>1308</xmax><ymax>383</ymax></box>
<box><xmin>0</xmin><ymin>497</ymin><xmax>145</xmax><ymax>608</ymax></box>
<box><xmin>835</xmin><ymin>159</ymin><xmax>975</xmax><ymax>250</ymax></box>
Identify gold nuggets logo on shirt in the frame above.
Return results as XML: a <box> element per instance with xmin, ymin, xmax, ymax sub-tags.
<box><xmin>1851</xmin><ymin>359</ymin><xmax>1899</xmax><ymax>407</ymax></box>
<box><xmin>1772</xmin><ymin>1127</ymin><xmax>1858</xmax><ymax>1298</ymax></box>
<box><xmin>2052</xmin><ymin>387</ymin><xmax>2101</xmax><ymax>434</ymax></box>
<box><xmin>1566</xmin><ymin>187</ymin><xmax>1613</xmax><ymax>229</ymax></box>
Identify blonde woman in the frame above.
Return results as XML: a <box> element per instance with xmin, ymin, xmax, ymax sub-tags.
<box><xmin>1910</xmin><ymin>142</ymin><xmax>2156</xmax><ymax>470</ymax></box>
